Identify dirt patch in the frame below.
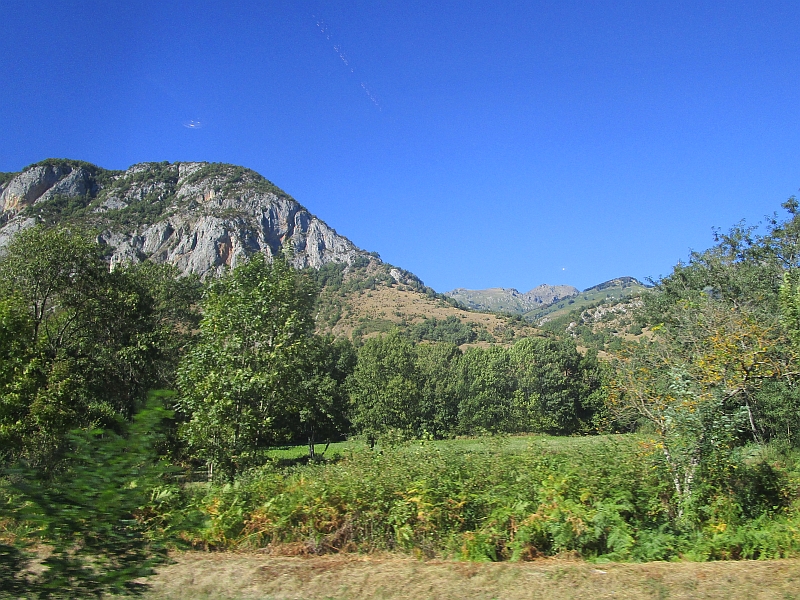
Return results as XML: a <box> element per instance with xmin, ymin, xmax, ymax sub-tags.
<box><xmin>139</xmin><ymin>552</ymin><xmax>800</xmax><ymax>600</ymax></box>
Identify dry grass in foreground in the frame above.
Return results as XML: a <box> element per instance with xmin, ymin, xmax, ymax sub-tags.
<box><xmin>139</xmin><ymin>552</ymin><xmax>800</xmax><ymax>600</ymax></box>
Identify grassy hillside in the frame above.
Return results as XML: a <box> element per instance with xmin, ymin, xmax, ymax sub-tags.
<box><xmin>524</xmin><ymin>278</ymin><xmax>648</xmax><ymax>323</ymax></box>
<box><xmin>310</xmin><ymin>260</ymin><xmax>542</xmax><ymax>345</ymax></box>
<box><xmin>539</xmin><ymin>295</ymin><xmax>649</xmax><ymax>354</ymax></box>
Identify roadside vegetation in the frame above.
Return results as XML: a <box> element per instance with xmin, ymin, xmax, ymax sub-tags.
<box><xmin>3</xmin><ymin>198</ymin><xmax>800</xmax><ymax>596</ymax></box>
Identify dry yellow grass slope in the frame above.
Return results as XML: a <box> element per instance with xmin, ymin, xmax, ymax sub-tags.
<box><xmin>140</xmin><ymin>552</ymin><xmax>800</xmax><ymax>600</ymax></box>
<box><xmin>324</xmin><ymin>285</ymin><xmax>542</xmax><ymax>346</ymax></box>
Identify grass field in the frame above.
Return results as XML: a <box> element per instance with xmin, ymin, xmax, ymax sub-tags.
<box><xmin>138</xmin><ymin>552</ymin><xmax>800</xmax><ymax>599</ymax></box>
<box><xmin>266</xmin><ymin>433</ymin><xmax>635</xmax><ymax>461</ymax></box>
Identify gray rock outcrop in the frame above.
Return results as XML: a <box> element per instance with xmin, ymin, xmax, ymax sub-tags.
<box><xmin>0</xmin><ymin>164</ymin><xmax>71</xmax><ymax>213</ymax></box>
<box><xmin>0</xmin><ymin>160</ymin><xmax>368</xmax><ymax>278</ymax></box>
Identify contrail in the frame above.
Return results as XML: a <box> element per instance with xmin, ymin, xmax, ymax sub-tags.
<box><xmin>313</xmin><ymin>15</ymin><xmax>382</xmax><ymax>110</ymax></box>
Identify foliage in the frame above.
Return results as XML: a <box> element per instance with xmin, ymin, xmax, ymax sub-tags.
<box><xmin>157</xmin><ymin>435</ymin><xmax>800</xmax><ymax>561</ymax></box>
<box><xmin>176</xmin><ymin>253</ymin><xmax>322</xmax><ymax>478</ymax></box>
<box><xmin>609</xmin><ymin>201</ymin><xmax>800</xmax><ymax>521</ymax></box>
<box><xmin>457</xmin><ymin>346</ymin><xmax>518</xmax><ymax>434</ymax></box>
<box><xmin>180</xmin><ymin>163</ymin><xmax>291</xmax><ymax>200</ymax></box>
<box><xmin>0</xmin><ymin>401</ymin><xmax>171</xmax><ymax>598</ymax></box>
<box><xmin>409</xmin><ymin>315</ymin><xmax>477</xmax><ymax>345</ymax></box>
<box><xmin>6</xmin><ymin>166</ymin><xmax>800</xmax><ymax>568</ymax></box>
<box><xmin>0</xmin><ymin>172</ymin><xmax>19</xmax><ymax>188</ymax></box>
<box><xmin>641</xmin><ymin>198</ymin><xmax>800</xmax><ymax>327</ymax></box>
<box><xmin>22</xmin><ymin>193</ymin><xmax>93</xmax><ymax>225</ymax></box>
<box><xmin>414</xmin><ymin>343</ymin><xmax>464</xmax><ymax>439</ymax></box>
<box><xmin>0</xmin><ymin>227</ymin><xmax>200</xmax><ymax>468</ymax></box>
<box><xmin>347</xmin><ymin>331</ymin><xmax>605</xmax><ymax>440</ymax></box>
<box><xmin>510</xmin><ymin>337</ymin><xmax>604</xmax><ymax>434</ymax></box>
<box><xmin>288</xmin><ymin>335</ymin><xmax>356</xmax><ymax>456</ymax></box>
<box><xmin>348</xmin><ymin>330</ymin><xmax>422</xmax><ymax>443</ymax></box>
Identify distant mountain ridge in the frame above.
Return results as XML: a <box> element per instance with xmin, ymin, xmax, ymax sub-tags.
<box><xmin>0</xmin><ymin>158</ymin><xmax>647</xmax><ymax>343</ymax></box>
<box><xmin>583</xmin><ymin>276</ymin><xmax>644</xmax><ymax>293</ymax></box>
<box><xmin>445</xmin><ymin>284</ymin><xmax>580</xmax><ymax>313</ymax></box>
<box><xmin>0</xmin><ymin>159</ymin><xmax>545</xmax><ymax>344</ymax></box>
<box><xmin>446</xmin><ymin>277</ymin><xmax>647</xmax><ymax>317</ymax></box>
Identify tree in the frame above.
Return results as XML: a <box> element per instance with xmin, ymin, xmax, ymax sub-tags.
<box><xmin>607</xmin><ymin>313</ymin><xmax>761</xmax><ymax>520</ymax></box>
<box><xmin>458</xmin><ymin>346</ymin><xmax>518</xmax><ymax>435</ymax></box>
<box><xmin>0</xmin><ymin>226</ymin><xmax>105</xmax><ymax>349</ymax></box>
<box><xmin>510</xmin><ymin>337</ymin><xmax>603</xmax><ymax>434</ymax></box>
<box><xmin>176</xmin><ymin>252</ymin><xmax>317</xmax><ymax>478</ymax></box>
<box><xmin>348</xmin><ymin>330</ymin><xmax>422</xmax><ymax>444</ymax></box>
<box><xmin>609</xmin><ymin>201</ymin><xmax>800</xmax><ymax>519</ymax></box>
<box><xmin>414</xmin><ymin>342</ymin><xmax>463</xmax><ymax>438</ymax></box>
<box><xmin>409</xmin><ymin>316</ymin><xmax>476</xmax><ymax>345</ymax></box>
<box><xmin>0</xmin><ymin>226</ymin><xmax>200</xmax><ymax>468</ymax></box>
<box><xmin>291</xmin><ymin>335</ymin><xmax>355</xmax><ymax>458</ymax></box>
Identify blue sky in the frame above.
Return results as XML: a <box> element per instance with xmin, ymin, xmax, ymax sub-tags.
<box><xmin>2</xmin><ymin>1</ymin><xmax>800</xmax><ymax>292</ymax></box>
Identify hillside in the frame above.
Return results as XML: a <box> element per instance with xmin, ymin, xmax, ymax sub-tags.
<box><xmin>0</xmin><ymin>159</ymin><xmax>541</xmax><ymax>346</ymax></box>
<box><xmin>445</xmin><ymin>284</ymin><xmax>579</xmax><ymax>313</ymax></box>
<box><xmin>539</xmin><ymin>295</ymin><xmax>650</xmax><ymax>355</ymax></box>
<box><xmin>444</xmin><ymin>276</ymin><xmax>648</xmax><ymax>326</ymax></box>
<box><xmin>306</xmin><ymin>259</ymin><xmax>541</xmax><ymax>344</ymax></box>
<box><xmin>524</xmin><ymin>276</ymin><xmax>648</xmax><ymax>322</ymax></box>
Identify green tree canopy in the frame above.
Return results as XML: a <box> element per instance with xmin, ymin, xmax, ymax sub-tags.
<box><xmin>0</xmin><ymin>226</ymin><xmax>200</xmax><ymax>467</ymax></box>
<box><xmin>510</xmin><ymin>337</ymin><xmax>603</xmax><ymax>434</ymax></box>
<box><xmin>176</xmin><ymin>252</ymin><xmax>318</xmax><ymax>478</ymax></box>
<box><xmin>458</xmin><ymin>346</ymin><xmax>518</xmax><ymax>435</ymax></box>
<box><xmin>348</xmin><ymin>330</ymin><xmax>422</xmax><ymax>443</ymax></box>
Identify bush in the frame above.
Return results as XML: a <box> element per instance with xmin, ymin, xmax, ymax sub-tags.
<box><xmin>0</xmin><ymin>402</ymin><xmax>172</xmax><ymax>597</ymax></box>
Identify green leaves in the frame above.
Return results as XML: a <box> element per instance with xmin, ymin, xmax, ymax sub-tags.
<box><xmin>0</xmin><ymin>226</ymin><xmax>201</xmax><ymax>468</ymax></box>
<box><xmin>0</xmin><ymin>401</ymin><xmax>172</xmax><ymax>598</ymax></box>
<box><xmin>347</xmin><ymin>332</ymin><xmax>604</xmax><ymax>441</ymax></box>
<box><xmin>348</xmin><ymin>330</ymin><xmax>422</xmax><ymax>443</ymax></box>
<box><xmin>176</xmin><ymin>253</ymin><xmax>325</xmax><ymax>477</ymax></box>
<box><xmin>608</xmin><ymin>201</ymin><xmax>800</xmax><ymax>522</ymax></box>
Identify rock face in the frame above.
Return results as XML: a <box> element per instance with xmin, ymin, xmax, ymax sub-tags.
<box><xmin>0</xmin><ymin>160</ymin><xmax>369</xmax><ymax>278</ymax></box>
<box><xmin>0</xmin><ymin>164</ymin><xmax>72</xmax><ymax>212</ymax></box>
<box><xmin>445</xmin><ymin>284</ymin><xmax>580</xmax><ymax>313</ymax></box>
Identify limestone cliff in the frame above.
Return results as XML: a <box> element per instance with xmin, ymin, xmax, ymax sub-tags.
<box><xmin>0</xmin><ymin>160</ymin><xmax>385</xmax><ymax>279</ymax></box>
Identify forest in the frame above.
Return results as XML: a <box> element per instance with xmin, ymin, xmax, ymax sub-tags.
<box><xmin>3</xmin><ymin>199</ymin><xmax>800</xmax><ymax>597</ymax></box>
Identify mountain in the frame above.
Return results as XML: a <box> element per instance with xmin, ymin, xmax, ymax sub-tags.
<box><xmin>0</xmin><ymin>159</ymin><xmax>541</xmax><ymax>346</ymax></box>
<box><xmin>0</xmin><ymin>159</ymin><xmax>374</xmax><ymax>278</ymax></box>
<box><xmin>524</xmin><ymin>277</ymin><xmax>649</xmax><ymax>323</ymax></box>
<box><xmin>445</xmin><ymin>284</ymin><xmax>580</xmax><ymax>313</ymax></box>
<box><xmin>445</xmin><ymin>277</ymin><xmax>648</xmax><ymax>322</ymax></box>
<box><xmin>583</xmin><ymin>276</ymin><xmax>644</xmax><ymax>293</ymax></box>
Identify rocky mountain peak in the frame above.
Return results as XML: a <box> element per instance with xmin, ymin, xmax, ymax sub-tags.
<box><xmin>444</xmin><ymin>283</ymin><xmax>579</xmax><ymax>313</ymax></box>
<box><xmin>0</xmin><ymin>160</ymin><xmax>377</xmax><ymax>279</ymax></box>
<box><xmin>583</xmin><ymin>276</ymin><xmax>645</xmax><ymax>292</ymax></box>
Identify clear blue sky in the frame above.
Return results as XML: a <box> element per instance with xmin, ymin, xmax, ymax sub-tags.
<box><xmin>3</xmin><ymin>1</ymin><xmax>800</xmax><ymax>292</ymax></box>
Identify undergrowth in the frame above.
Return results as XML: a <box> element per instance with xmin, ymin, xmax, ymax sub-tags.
<box><xmin>151</xmin><ymin>436</ymin><xmax>800</xmax><ymax>562</ymax></box>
